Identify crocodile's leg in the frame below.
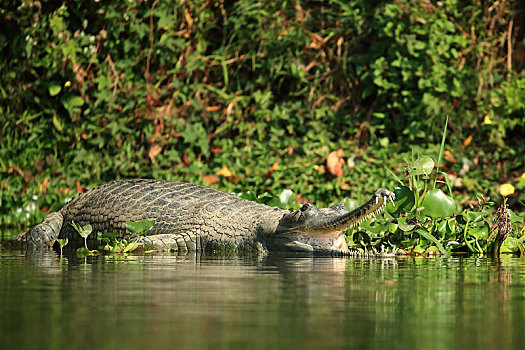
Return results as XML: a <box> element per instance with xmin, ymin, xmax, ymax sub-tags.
<box><xmin>1</xmin><ymin>212</ymin><xmax>62</xmax><ymax>250</ymax></box>
<box><xmin>26</xmin><ymin>212</ymin><xmax>64</xmax><ymax>250</ymax></box>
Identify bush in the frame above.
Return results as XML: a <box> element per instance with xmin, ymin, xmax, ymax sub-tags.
<box><xmin>1</xmin><ymin>0</ymin><xmax>523</xmax><ymax>227</ymax></box>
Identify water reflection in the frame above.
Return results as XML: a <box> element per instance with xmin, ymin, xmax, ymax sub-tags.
<box><xmin>1</xmin><ymin>249</ymin><xmax>525</xmax><ymax>350</ymax></box>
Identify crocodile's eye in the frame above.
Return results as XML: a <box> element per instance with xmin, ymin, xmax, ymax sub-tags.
<box><xmin>300</xmin><ymin>204</ymin><xmax>311</xmax><ymax>212</ymax></box>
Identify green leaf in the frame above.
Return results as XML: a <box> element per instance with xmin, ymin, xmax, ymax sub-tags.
<box><xmin>56</xmin><ymin>238</ymin><xmax>68</xmax><ymax>248</ymax></box>
<box><xmin>125</xmin><ymin>219</ymin><xmax>155</xmax><ymax>234</ymax></box>
<box><xmin>100</xmin><ymin>232</ymin><xmax>120</xmax><ymax>239</ymax></box>
<box><xmin>388</xmin><ymin>222</ymin><xmax>399</xmax><ymax>233</ymax></box>
<box><xmin>421</xmin><ymin>189</ymin><xmax>456</xmax><ymax>218</ymax></box>
<box><xmin>81</xmin><ymin>224</ymin><xmax>93</xmax><ymax>238</ymax></box>
<box><xmin>256</xmin><ymin>192</ymin><xmax>274</xmax><ymax>202</ymax></box>
<box><xmin>70</xmin><ymin>221</ymin><xmax>93</xmax><ymax>238</ymax></box>
<box><xmin>468</xmin><ymin>222</ymin><xmax>490</xmax><ymax>240</ymax></box>
<box><xmin>501</xmin><ymin>237</ymin><xmax>519</xmax><ymax>253</ymax></box>
<box><xmin>238</xmin><ymin>191</ymin><xmax>257</xmax><ymax>202</ymax></box>
<box><xmin>464</xmin><ymin>210</ymin><xmax>487</xmax><ymax>223</ymax></box>
<box><xmin>387</xmin><ymin>186</ymin><xmax>415</xmax><ymax>215</ymax></box>
<box><xmin>397</xmin><ymin>216</ymin><xmax>415</xmax><ymax>232</ymax></box>
<box><xmin>408</xmin><ymin>155</ymin><xmax>434</xmax><ymax>176</ymax></box>
<box><xmin>48</xmin><ymin>85</ymin><xmax>62</xmax><ymax>96</ymax></box>
<box><xmin>446</xmin><ymin>219</ymin><xmax>457</xmax><ymax>233</ymax></box>
<box><xmin>435</xmin><ymin>220</ymin><xmax>448</xmax><ymax>235</ymax></box>
<box><xmin>412</xmin><ymin>245</ymin><xmax>426</xmax><ymax>254</ymax></box>
<box><xmin>52</xmin><ymin>115</ymin><xmax>64</xmax><ymax>132</ymax></box>
<box><xmin>360</xmin><ymin>221</ymin><xmax>389</xmax><ymax>234</ymax></box>
<box><xmin>65</xmin><ymin>96</ymin><xmax>84</xmax><ymax>108</ymax></box>
<box><xmin>180</xmin><ymin>122</ymin><xmax>209</xmax><ymax>155</ymax></box>
<box><xmin>123</xmin><ymin>241</ymin><xmax>141</xmax><ymax>253</ymax></box>
<box><xmin>415</xmin><ymin>228</ymin><xmax>447</xmax><ymax>255</ymax></box>
<box><xmin>111</xmin><ymin>243</ymin><xmax>123</xmax><ymax>253</ymax></box>
<box><xmin>266</xmin><ymin>197</ymin><xmax>283</xmax><ymax>208</ymax></box>
<box><xmin>509</xmin><ymin>209</ymin><xmax>524</xmax><ymax>224</ymax></box>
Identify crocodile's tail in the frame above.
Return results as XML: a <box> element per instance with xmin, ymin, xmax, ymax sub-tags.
<box><xmin>3</xmin><ymin>212</ymin><xmax>63</xmax><ymax>250</ymax></box>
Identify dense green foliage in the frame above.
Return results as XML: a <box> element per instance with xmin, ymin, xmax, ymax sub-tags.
<box><xmin>1</xmin><ymin>0</ymin><xmax>524</xmax><ymax>229</ymax></box>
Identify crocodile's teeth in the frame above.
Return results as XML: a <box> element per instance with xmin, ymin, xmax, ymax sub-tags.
<box><xmin>390</xmin><ymin>197</ymin><xmax>395</xmax><ymax>206</ymax></box>
<box><xmin>375</xmin><ymin>197</ymin><xmax>379</xmax><ymax>205</ymax></box>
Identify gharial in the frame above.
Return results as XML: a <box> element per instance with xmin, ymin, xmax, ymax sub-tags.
<box><xmin>4</xmin><ymin>179</ymin><xmax>395</xmax><ymax>255</ymax></box>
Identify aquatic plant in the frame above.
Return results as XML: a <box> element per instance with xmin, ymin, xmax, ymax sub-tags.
<box><xmin>95</xmin><ymin>219</ymin><xmax>155</xmax><ymax>254</ymax></box>
<box><xmin>70</xmin><ymin>221</ymin><xmax>98</xmax><ymax>256</ymax></box>
<box><xmin>353</xmin><ymin>118</ymin><xmax>524</xmax><ymax>256</ymax></box>
<box><xmin>56</xmin><ymin>237</ymin><xmax>68</xmax><ymax>257</ymax></box>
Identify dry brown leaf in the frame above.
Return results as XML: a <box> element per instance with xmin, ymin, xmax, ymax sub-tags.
<box><xmin>312</xmin><ymin>145</ymin><xmax>329</xmax><ymax>154</ymax></box>
<box><xmin>225</xmin><ymin>100</ymin><xmax>236</xmax><ymax>120</ymax></box>
<box><xmin>148</xmin><ymin>144</ymin><xmax>162</xmax><ymax>163</ymax></box>
<box><xmin>39</xmin><ymin>177</ymin><xmax>50</xmax><ymax>194</ymax></box>
<box><xmin>217</xmin><ymin>165</ymin><xmax>232</xmax><ymax>178</ymax></box>
<box><xmin>8</xmin><ymin>164</ymin><xmax>24</xmax><ymax>176</ymax></box>
<box><xmin>463</xmin><ymin>135</ymin><xmax>473</xmax><ymax>148</ymax></box>
<box><xmin>10</xmin><ymin>164</ymin><xmax>34</xmax><ymax>182</ymax></box>
<box><xmin>443</xmin><ymin>150</ymin><xmax>457</xmax><ymax>163</ymax></box>
<box><xmin>337</xmin><ymin>178</ymin><xmax>350</xmax><ymax>190</ymax></box>
<box><xmin>327</xmin><ymin>149</ymin><xmax>345</xmax><ymax>177</ymax></box>
<box><xmin>57</xmin><ymin>187</ymin><xmax>71</xmax><ymax>196</ymax></box>
<box><xmin>308</xmin><ymin>32</ymin><xmax>326</xmax><ymax>49</ymax></box>
<box><xmin>76</xmin><ymin>180</ymin><xmax>86</xmax><ymax>193</ymax></box>
<box><xmin>265</xmin><ymin>162</ymin><xmax>279</xmax><ymax>179</ymax></box>
<box><xmin>202</xmin><ymin>175</ymin><xmax>218</xmax><ymax>185</ymax></box>
<box><xmin>184</xmin><ymin>7</ymin><xmax>194</xmax><ymax>29</ymax></box>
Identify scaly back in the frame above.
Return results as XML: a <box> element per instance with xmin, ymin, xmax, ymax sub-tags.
<box><xmin>59</xmin><ymin>179</ymin><xmax>281</xmax><ymax>250</ymax></box>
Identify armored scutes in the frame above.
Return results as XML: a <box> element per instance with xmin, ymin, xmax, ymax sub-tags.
<box><xmin>6</xmin><ymin>179</ymin><xmax>395</xmax><ymax>255</ymax></box>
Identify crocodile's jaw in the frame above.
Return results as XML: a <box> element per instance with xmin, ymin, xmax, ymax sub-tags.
<box><xmin>266</xmin><ymin>231</ymin><xmax>349</xmax><ymax>254</ymax></box>
<box><xmin>266</xmin><ymin>188</ymin><xmax>395</xmax><ymax>254</ymax></box>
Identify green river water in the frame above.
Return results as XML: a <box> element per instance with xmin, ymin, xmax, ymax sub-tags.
<box><xmin>1</xmin><ymin>244</ymin><xmax>525</xmax><ymax>350</ymax></box>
